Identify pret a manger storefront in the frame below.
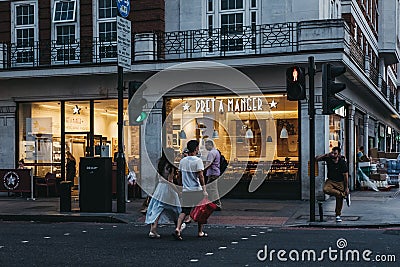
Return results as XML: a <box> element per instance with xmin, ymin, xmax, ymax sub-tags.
<box><xmin>165</xmin><ymin>94</ymin><xmax>301</xmax><ymax>199</ymax></box>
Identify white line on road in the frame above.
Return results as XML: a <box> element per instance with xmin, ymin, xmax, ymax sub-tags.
<box><xmin>21</xmin><ymin>241</ymin><xmax>29</xmax><ymax>243</ymax></box>
<box><xmin>231</xmin><ymin>241</ymin><xmax>238</xmax><ymax>244</ymax></box>
<box><xmin>44</xmin><ymin>237</ymin><xmax>51</xmax><ymax>239</ymax></box>
<box><xmin>190</xmin><ymin>259</ymin><xmax>199</xmax><ymax>262</ymax></box>
<box><xmin>205</xmin><ymin>252</ymin><xmax>214</xmax><ymax>256</ymax></box>
<box><xmin>218</xmin><ymin>246</ymin><xmax>227</xmax><ymax>250</ymax></box>
<box><xmin>64</xmin><ymin>233</ymin><xmax>70</xmax><ymax>236</ymax></box>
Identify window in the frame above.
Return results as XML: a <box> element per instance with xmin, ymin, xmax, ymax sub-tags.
<box><xmin>52</xmin><ymin>0</ymin><xmax>78</xmax><ymax>64</ymax></box>
<box><xmin>53</xmin><ymin>0</ymin><xmax>76</xmax><ymax>23</ymax></box>
<box><xmin>97</xmin><ymin>0</ymin><xmax>117</xmax><ymax>59</ymax></box>
<box><xmin>12</xmin><ymin>2</ymin><xmax>37</xmax><ymax>65</ymax></box>
<box><xmin>221</xmin><ymin>13</ymin><xmax>243</xmax><ymax>51</ymax></box>
<box><xmin>221</xmin><ymin>0</ymin><xmax>243</xmax><ymax>10</ymax></box>
<box><xmin>208</xmin><ymin>0</ymin><xmax>213</xmax><ymax>12</ymax></box>
<box><xmin>251</xmin><ymin>0</ymin><xmax>257</xmax><ymax>8</ymax></box>
<box><xmin>16</xmin><ymin>4</ymin><xmax>34</xmax><ymax>25</ymax></box>
<box><xmin>56</xmin><ymin>25</ymin><xmax>76</xmax><ymax>61</ymax></box>
<box><xmin>99</xmin><ymin>0</ymin><xmax>117</xmax><ymax>18</ymax></box>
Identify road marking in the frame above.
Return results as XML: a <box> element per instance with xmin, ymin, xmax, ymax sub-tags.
<box><xmin>113</xmin><ymin>226</ymin><xmax>117</xmax><ymax>228</ymax></box>
<box><xmin>82</xmin><ymin>231</ymin><xmax>87</xmax><ymax>233</ymax></box>
<box><xmin>251</xmin><ymin>234</ymin><xmax>257</xmax><ymax>237</ymax></box>
<box><xmin>267</xmin><ymin>229</ymin><xmax>273</xmax><ymax>232</ymax></box>
<box><xmin>21</xmin><ymin>241</ymin><xmax>29</xmax><ymax>243</ymax></box>
<box><xmin>218</xmin><ymin>246</ymin><xmax>227</xmax><ymax>250</ymax></box>
<box><xmin>100</xmin><ymin>228</ymin><xmax>104</xmax><ymax>230</ymax></box>
<box><xmin>241</xmin><ymin>237</ymin><xmax>248</xmax><ymax>240</ymax></box>
<box><xmin>205</xmin><ymin>252</ymin><xmax>214</xmax><ymax>256</ymax></box>
<box><xmin>259</xmin><ymin>231</ymin><xmax>265</xmax><ymax>234</ymax></box>
<box><xmin>189</xmin><ymin>259</ymin><xmax>199</xmax><ymax>262</ymax></box>
<box><xmin>64</xmin><ymin>233</ymin><xmax>70</xmax><ymax>236</ymax></box>
<box><xmin>0</xmin><ymin>246</ymin><xmax>4</xmax><ymax>248</ymax></box>
<box><xmin>231</xmin><ymin>241</ymin><xmax>238</xmax><ymax>244</ymax></box>
<box><xmin>44</xmin><ymin>237</ymin><xmax>51</xmax><ymax>239</ymax></box>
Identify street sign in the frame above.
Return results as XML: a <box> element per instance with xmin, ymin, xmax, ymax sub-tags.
<box><xmin>117</xmin><ymin>0</ymin><xmax>130</xmax><ymax>18</ymax></box>
<box><xmin>117</xmin><ymin>16</ymin><xmax>131</xmax><ymax>70</ymax></box>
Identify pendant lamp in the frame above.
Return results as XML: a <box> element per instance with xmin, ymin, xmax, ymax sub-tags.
<box><xmin>212</xmin><ymin>129</ymin><xmax>219</xmax><ymax>139</ymax></box>
<box><xmin>245</xmin><ymin>127</ymin><xmax>254</xmax><ymax>139</ymax></box>
<box><xmin>280</xmin><ymin>125</ymin><xmax>288</xmax><ymax>139</ymax></box>
<box><xmin>179</xmin><ymin>98</ymin><xmax>187</xmax><ymax>139</ymax></box>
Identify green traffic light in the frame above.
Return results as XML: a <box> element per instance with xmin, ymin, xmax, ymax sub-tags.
<box><xmin>136</xmin><ymin>112</ymin><xmax>147</xmax><ymax>122</ymax></box>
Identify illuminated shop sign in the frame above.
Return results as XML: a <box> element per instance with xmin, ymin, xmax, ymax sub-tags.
<box><xmin>194</xmin><ymin>97</ymin><xmax>265</xmax><ymax>113</ymax></box>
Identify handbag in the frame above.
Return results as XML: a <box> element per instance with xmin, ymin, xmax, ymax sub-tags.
<box><xmin>190</xmin><ymin>197</ymin><xmax>217</xmax><ymax>224</ymax></box>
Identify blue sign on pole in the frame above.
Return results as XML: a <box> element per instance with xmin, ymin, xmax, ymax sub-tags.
<box><xmin>117</xmin><ymin>0</ymin><xmax>130</xmax><ymax>18</ymax></box>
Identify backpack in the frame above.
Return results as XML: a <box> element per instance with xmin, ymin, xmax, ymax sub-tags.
<box><xmin>218</xmin><ymin>150</ymin><xmax>229</xmax><ymax>174</ymax></box>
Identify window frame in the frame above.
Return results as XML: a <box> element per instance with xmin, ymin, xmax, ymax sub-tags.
<box><xmin>52</xmin><ymin>0</ymin><xmax>77</xmax><ymax>23</ymax></box>
<box><xmin>92</xmin><ymin>0</ymin><xmax>118</xmax><ymax>62</ymax></box>
<box><xmin>11</xmin><ymin>1</ymin><xmax>39</xmax><ymax>66</ymax></box>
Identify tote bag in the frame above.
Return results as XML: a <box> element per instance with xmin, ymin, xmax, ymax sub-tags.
<box><xmin>190</xmin><ymin>197</ymin><xmax>217</xmax><ymax>224</ymax></box>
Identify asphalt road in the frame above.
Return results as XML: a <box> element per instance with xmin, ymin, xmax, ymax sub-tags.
<box><xmin>0</xmin><ymin>221</ymin><xmax>399</xmax><ymax>267</ymax></box>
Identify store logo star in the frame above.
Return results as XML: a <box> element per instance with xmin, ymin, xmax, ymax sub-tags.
<box><xmin>73</xmin><ymin>105</ymin><xmax>81</xmax><ymax>115</ymax></box>
<box><xmin>269</xmin><ymin>99</ymin><xmax>278</xmax><ymax>109</ymax></box>
<box><xmin>183</xmin><ymin>102</ymin><xmax>191</xmax><ymax>112</ymax></box>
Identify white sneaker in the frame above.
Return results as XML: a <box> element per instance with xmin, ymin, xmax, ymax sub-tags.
<box><xmin>345</xmin><ymin>194</ymin><xmax>351</xmax><ymax>207</ymax></box>
<box><xmin>335</xmin><ymin>216</ymin><xmax>342</xmax><ymax>222</ymax></box>
<box><xmin>181</xmin><ymin>222</ymin><xmax>186</xmax><ymax>231</ymax></box>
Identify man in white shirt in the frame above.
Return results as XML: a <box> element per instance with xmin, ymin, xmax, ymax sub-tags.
<box><xmin>174</xmin><ymin>140</ymin><xmax>208</xmax><ymax>240</ymax></box>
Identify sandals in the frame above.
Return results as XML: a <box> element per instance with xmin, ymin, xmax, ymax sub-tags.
<box><xmin>148</xmin><ymin>232</ymin><xmax>161</xmax><ymax>239</ymax></box>
<box><xmin>172</xmin><ymin>230</ymin><xmax>183</xmax><ymax>241</ymax></box>
<box><xmin>198</xmin><ymin>232</ymin><xmax>208</xmax><ymax>238</ymax></box>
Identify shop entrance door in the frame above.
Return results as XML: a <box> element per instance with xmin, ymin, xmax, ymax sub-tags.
<box><xmin>65</xmin><ymin>132</ymin><xmax>90</xmax><ymax>187</ymax></box>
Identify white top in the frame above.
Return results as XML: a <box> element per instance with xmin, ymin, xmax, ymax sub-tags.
<box><xmin>179</xmin><ymin>155</ymin><xmax>204</xmax><ymax>192</ymax></box>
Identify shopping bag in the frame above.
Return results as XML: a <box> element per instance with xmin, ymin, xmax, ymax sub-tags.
<box><xmin>190</xmin><ymin>197</ymin><xmax>217</xmax><ymax>224</ymax></box>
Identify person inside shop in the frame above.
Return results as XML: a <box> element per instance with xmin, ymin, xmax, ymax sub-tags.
<box><xmin>17</xmin><ymin>159</ymin><xmax>26</xmax><ymax>169</ymax></box>
<box><xmin>174</xmin><ymin>140</ymin><xmax>208</xmax><ymax>240</ymax></box>
<box><xmin>357</xmin><ymin>146</ymin><xmax>370</xmax><ymax>162</ymax></box>
<box><xmin>145</xmin><ymin>150</ymin><xmax>181</xmax><ymax>239</ymax></box>
<box><xmin>315</xmin><ymin>146</ymin><xmax>350</xmax><ymax>223</ymax></box>
<box><xmin>204</xmin><ymin>139</ymin><xmax>222</xmax><ymax>211</ymax></box>
<box><xmin>66</xmin><ymin>151</ymin><xmax>76</xmax><ymax>185</ymax></box>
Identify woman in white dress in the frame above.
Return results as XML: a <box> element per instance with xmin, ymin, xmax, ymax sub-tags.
<box><xmin>145</xmin><ymin>153</ymin><xmax>181</xmax><ymax>238</ymax></box>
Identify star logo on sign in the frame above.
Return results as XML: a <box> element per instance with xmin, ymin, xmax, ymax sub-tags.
<box><xmin>182</xmin><ymin>102</ymin><xmax>191</xmax><ymax>112</ymax></box>
<box><xmin>73</xmin><ymin>105</ymin><xmax>81</xmax><ymax>115</ymax></box>
<box><xmin>269</xmin><ymin>99</ymin><xmax>278</xmax><ymax>109</ymax></box>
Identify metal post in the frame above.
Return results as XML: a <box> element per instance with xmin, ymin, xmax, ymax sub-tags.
<box><xmin>117</xmin><ymin>65</ymin><xmax>126</xmax><ymax>213</ymax></box>
<box><xmin>308</xmin><ymin>56</ymin><xmax>316</xmax><ymax>222</ymax></box>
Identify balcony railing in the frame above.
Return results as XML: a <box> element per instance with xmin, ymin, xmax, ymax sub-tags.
<box><xmin>156</xmin><ymin>22</ymin><xmax>296</xmax><ymax>59</ymax></box>
<box><xmin>0</xmin><ymin>19</ymin><xmax>397</xmax><ymax>112</ymax></box>
<box><xmin>0</xmin><ymin>38</ymin><xmax>117</xmax><ymax>68</ymax></box>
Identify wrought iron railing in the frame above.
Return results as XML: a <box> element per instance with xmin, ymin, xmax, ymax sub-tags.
<box><xmin>0</xmin><ymin>37</ymin><xmax>117</xmax><ymax>68</ymax></box>
<box><xmin>380</xmin><ymin>78</ymin><xmax>388</xmax><ymax>97</ymax></box>
<box><xmin>349</xmin><ymin>37</ymin><xmax>365</xmax><ymax>71</ymax></box>
<box><xmin>369</xmin><ymin>64</ymin><xmax>379</xmax><ymax>87</ymax></box>
<box><xmin>156</xmin><ymin>23</ymin><xmax>296</xmax><ymax>59</ymax></box>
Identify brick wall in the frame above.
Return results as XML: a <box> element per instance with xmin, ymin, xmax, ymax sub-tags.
<box><xmin>0</xmin><ymin>1</ymin><xmax>11</xmax><ymax>43</ymax></box>
<box><xmin>130</xmin><ymin>0</ymin><xmax>165</xmax><ymax>33</ymax></box>
<box><xmin>38</xmin><ymin>0</ymin><xmax>51</xmax><ymax>65</ymax></box>
<box><xmin>80</xmin><ymin>0</ymin><xmax>94</xmax><ymax>63</ymax></box>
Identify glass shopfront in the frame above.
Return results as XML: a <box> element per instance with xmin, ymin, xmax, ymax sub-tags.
<box><xmin>18</xmin><ymin>99</ymin><xmax>140</xmax><ymax>187</ymax></box>
<box><xmin>165</xmin><ymin>94</ymin><xmax>301</xmax><ymax>199</ymax></box>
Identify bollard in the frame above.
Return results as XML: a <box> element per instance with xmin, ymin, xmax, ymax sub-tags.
<box><xmin>59</xmin><ymin>181</ymin><xmax>72</xmax><ymax>212</ymax></box>
<box><xmin>318</xmin><ymin>202</ymin><xmax>324</xmax><ymax>222</ymax></box>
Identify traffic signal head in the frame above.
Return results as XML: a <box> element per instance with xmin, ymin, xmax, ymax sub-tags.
<box><xmin>322</xmin><ymin>64</ymin><xmax>346</xmax><ymax>115</ymax></box>
<box><xmin>128</xmin><ymin>81</ymin><xmax>147</xmax><ymax>125</ymax></box>
<box><xmin>286</xmin><ymin>66</ymin><xmax>306</xmax><ymax>101</ymax></box>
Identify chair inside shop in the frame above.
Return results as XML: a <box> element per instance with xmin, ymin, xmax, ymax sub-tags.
<box><xmin>35</xmin><ymin>172</ymin><xmax>58</xmax><ymax>197</ymax></box>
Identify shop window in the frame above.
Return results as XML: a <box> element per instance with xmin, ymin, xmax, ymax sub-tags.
<box><xmin>165</xmin><ymin>95</ymin><xmax>299</xmax><ymax>182</ymax></box>
<box><xmin>18</xmin><ymin>102</ymin><xmax>61</xmax><ymax>177</ymax></box>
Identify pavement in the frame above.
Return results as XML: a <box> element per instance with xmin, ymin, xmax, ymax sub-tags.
<box><xmin>1</xmin><ymin>188</ymin><xmax>400</xmax><ymax>228</ymax></box>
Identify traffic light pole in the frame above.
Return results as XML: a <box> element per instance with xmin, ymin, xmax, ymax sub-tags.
<box><xmin>308</xmin><ymin>56</ymin><xmax>316</xmax><ymax>222</ymax></box>
<box><xmin>117</xmin><ymin>65</ymin><xmax>126</xmax><ymax>213</ymax></box>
